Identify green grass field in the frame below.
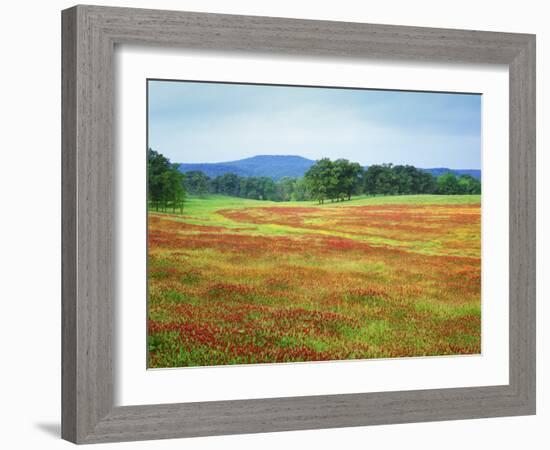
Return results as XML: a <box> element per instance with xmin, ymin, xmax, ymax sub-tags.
<box><xmin>147</xmin><ymin>194</ymin><xmax>481</xmax><ymax>367</ymax></box>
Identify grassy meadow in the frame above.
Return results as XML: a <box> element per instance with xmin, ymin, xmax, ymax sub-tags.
<box><xmin>147</xmin><ymin>194</ymin><xmax>481</xmax><ymax>368</ymax></box>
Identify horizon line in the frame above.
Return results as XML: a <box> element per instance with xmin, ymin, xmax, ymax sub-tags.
<box><xmin>172</xmin><ymin>154</ymin><xmax>481</xmax><ymax>171</ymax></box>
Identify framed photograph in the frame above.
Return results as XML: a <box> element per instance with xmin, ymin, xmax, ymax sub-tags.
<box><xmin>62</xmin><ymin>5</ymin><xmax>536</xmax><ymax>444</ymax></box>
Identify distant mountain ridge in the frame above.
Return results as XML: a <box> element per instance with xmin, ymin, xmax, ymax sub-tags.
<box><xmin>421</xmin><ymin>168</ymin><xmax>481</xmax><ymax>179</ymax></box>
<box><xmin>178</xmin><ymin>155</ymin><xmax>315</xmax><ymax>180</ymax></box>
<box><xmin>177</xmin><ymin>155</ymin><xmax>481</xmax><ymax>181</ymax></box>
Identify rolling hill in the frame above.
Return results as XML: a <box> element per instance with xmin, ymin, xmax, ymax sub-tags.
<box><xmin>177</xmin><ymin>155</ymin><xmax>481</xmax><ymax>180</ymax></box>
<box><xmin>178</xmin><ymin>155</ymin><xmax>315</xmax><ymax>180</ymax></box>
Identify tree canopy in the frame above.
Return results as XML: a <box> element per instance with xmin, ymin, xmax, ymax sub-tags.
<box><xmin>363</xmin><ymin>164</ymin><xmax>438</xmax><ymax>195</ymax></box>
<box><xmin>184</xmin><ymin>170</ymin><xmax>210</xmax><ymax>197</ymax></box>
<box><xmin>148</xmin><ymin>149</ymin><xmax>480</xmax><ymax>212</ymax></box>
<box><xmin>147</xmin><ymin>148</ymin><xmax>186</xmax><ymax>212</ymax></box>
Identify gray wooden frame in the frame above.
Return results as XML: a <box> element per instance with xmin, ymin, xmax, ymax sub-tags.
<box><xmin>61</xmin><ymin>4</ymin><xmax>536</xmax><ymax>444</ymax></box>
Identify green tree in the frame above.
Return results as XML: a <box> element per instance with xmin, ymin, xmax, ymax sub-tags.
<box><xmin>436</xmin><ymin>173</ymin><xmax>461</xmax><ymax>194</ymax></box>
<box><xmin>148</xmin><ymin>148</ymin><xmax>170</xmax><ymax>210</ymax></box>
<box><xmin>417</xmin><ymin>171</ymin><xmax>437</xmax><ymax>194</ymax></box>
<box><xmin>258</xmin><ymin>177</ymin><xmax>277</xmax><ymax>200</ymax></box>
<box><xmin>240</xmin><ymin>177</ymin><xmax>260</xmax><ymax>199</ymax></box>
<box><xmin>291</xmin><ymin>177</ymin><xmax>309</xmax><ymax>201</ymax></box>
<box><xmin>160</xmin><ymin>167</ymin><xmax>186</xmax><ymax>212</ymax></box>
<box><xmin>380</xmin><ymin>164</ymin><xmax>400</xmax><ymax>195</ymax></box>
<box><xmin>277</xmin><ymin>177</ymin><xmax>296</xmax><ymax>201</ymax></box>
<box><xmin>304</xmin><ymin>158</ymin><xmax>333</xmax><ymax>204</ymax></box>
<box><xmin>184</xmin><ymin>170</ymin><xmax>210</xmax><ymax>196</ymax></box>
<box><xmin>212</xmin><ymin>173</ymin><xmax>242</xmax><ymax>196</ymax></box>
<box><xmin>392</xmin><ymin>165</ymin><xmax>416</xmax><ymax>194</ymax></box>
<box><xmin>363</xmin><ymin>164</ymin><xmax>383</xmax><ymax>195</ymax></box>
<box><xmin>364</xmin><ymin>164</ymin><xmax>438</xmax><ymax>196</ymax></box>
<box><xmin>147</xmin><ymin>148</ymin><xmax>186</xmax><ymax>212</ymax></box>
<box><xmin>333</xmin><ymin>159</ymin><xmax>363</xmax><ymax>200</ymax></box>
<box><xmin>457</xmin><ymin>174</ymin><xmax>481</xmax><ymax>194</ymax></box>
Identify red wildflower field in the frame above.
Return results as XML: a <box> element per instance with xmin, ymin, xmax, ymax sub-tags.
<box><xmin>147</xmin><ymin>195</ymin><xmax>481</xmax><ymax>368</ymax></box>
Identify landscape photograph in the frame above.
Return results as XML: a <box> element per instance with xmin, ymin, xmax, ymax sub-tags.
<box><xmin>147</xmin><ymin>79</ymin><xmax>482</xmax><ymax>368</ymax></box>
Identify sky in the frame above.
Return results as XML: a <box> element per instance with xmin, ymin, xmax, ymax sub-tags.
<box><xmin>148</xmin><ymin>80</ymin><xmax>481</xmax><ymax>169</ymax></box>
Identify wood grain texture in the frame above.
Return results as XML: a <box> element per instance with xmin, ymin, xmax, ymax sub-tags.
<box><xmin>62</xmin><ymin>5</ymin><xmax>114</xmax><ymax>443</ymax></box>
<box><xmin>508</xmin><ymin>36</ymin><xmax>536</xmax><ymax>408</ymax></box>
<box><xmin>61</xmin><ymin>4</ymin><xmax>536</xmax><ymax>444</ymax></box>
<box><xmin>61</xmin><ymin>6</ymin><xmax>77</xmax><ymax>443</ymax></box>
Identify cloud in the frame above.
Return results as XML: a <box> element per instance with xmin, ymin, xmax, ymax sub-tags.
<box><xmin>148</xmin><ymin>81</ymin><xmax>481</xmax><ymax>169</ymax></box>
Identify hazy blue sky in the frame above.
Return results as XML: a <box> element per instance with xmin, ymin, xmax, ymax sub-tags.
<box><xmin>148</xmin><ymin>80</ymin><xmax>481</xmax><ymax>169</ymax></box>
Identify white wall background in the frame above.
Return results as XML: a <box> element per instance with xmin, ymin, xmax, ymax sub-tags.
<box><xmin>0</xmin><ymin>1</ymin><xmax>546</xmax><ymax>448</ymax></box>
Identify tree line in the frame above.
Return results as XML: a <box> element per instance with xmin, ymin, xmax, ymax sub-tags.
<box><xmin>196</xmin><ymin>171</ymin><xmax>309</xmax><ymax>201</ymax></box>
<box><xmin>362</xmin><ymin>164</ymin><xmax>480</xmax><ymax>197</ymax></box>
<box><xmin>206</xmin><ymin>160</ymin><xmax>480</xmax><ymax>203</ymax></box>
<box><xmin>148</xmin><ymin>148</ymin><xmax>481</xmax><ymax>209</ymax></box>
